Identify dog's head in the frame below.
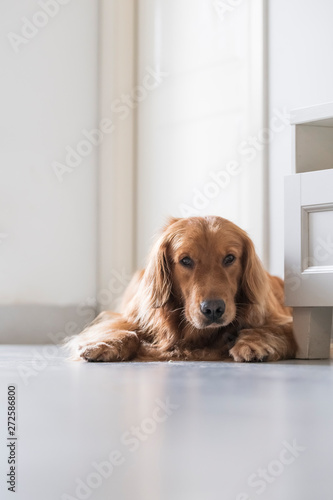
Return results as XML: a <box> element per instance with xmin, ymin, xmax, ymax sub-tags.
<box><xmin>142</xmin><ymin>216</ymin><xmax>268</xmax><ymax>330</ymax></box>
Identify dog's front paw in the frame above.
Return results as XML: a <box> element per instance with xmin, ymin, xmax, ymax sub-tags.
<box><xmin>77</xmin><ymin>332</ymin><xmax>139</xmax><ymax>362</ymax></box>
<box><xmin>229</xmin><ymin>330</ymin><xmax>279</xmax><ymax>362</ymax></box>
<box><xmin>78</xmin><ymin>341</ymin><xmax>117</xmax><ymax>362</ymax></box>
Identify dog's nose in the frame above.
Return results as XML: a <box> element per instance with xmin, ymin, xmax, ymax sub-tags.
<box><xmin>200</xmin><ymin>299</ymin><xmax>225</xmax><ymax>322</ymax></box>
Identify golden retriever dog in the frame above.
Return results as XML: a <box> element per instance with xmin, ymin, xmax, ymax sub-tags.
<box><xmin>67</xmin><ymin>216</ymin><xmax>296</xmax><ymax>362</ymax></box>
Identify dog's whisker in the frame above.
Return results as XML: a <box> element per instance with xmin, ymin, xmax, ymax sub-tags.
<box><xmin>169</xmin><ymin>306</ymin><xmax>184</xmax><ymax>314</ymax></box>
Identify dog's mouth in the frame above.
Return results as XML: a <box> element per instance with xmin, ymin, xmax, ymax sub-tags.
<box><xmin>187</xmin><ymin>316</ymin><xmax>229</xmax><ymax>330</ymax></box>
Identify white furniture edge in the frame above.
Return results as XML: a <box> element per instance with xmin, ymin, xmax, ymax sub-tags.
<box><xmin>287</xmin><ymin>102</ymin><xmax>333</xmax><ymax>359</ymax></box>
<box><xmin>291</xmin><ymin>101</ymin><xmax>333</xmax><ymax>125</ymax></box>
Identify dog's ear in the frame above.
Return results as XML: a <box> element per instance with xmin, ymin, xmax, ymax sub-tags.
<box><xmin>143</xmin><ymin>235</ymin><xmax>172</xmax><ymax>308</ymax></box>
<box><xmin>141</xmin><ymin>219</ymin><xmax>180</xmax><ymax>308</ymax></box>
<box><xmin>241</xmin><ymin>233</ymin><xmax>269</xmax><ymax>309</ymax></box>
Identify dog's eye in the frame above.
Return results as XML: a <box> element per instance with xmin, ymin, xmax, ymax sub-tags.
<box><xmin>223</xmin><ymin>254</ymin><xmax>236</xmax><ymax>266</ymax></box>
<box><xmin>180</xmin><ymin>256</ymin><xmax>194</xmax><ymax>268</ymax></box>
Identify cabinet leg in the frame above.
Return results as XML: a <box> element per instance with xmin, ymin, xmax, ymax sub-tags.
<box><xmin>293</xmin><ymin>307</ymin><xmax>332</xmax><ymax>359</ymax></box>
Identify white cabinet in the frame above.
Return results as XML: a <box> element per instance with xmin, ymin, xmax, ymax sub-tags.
<box><xmin>285</xmin><ymin>103</ymin><xmax>333</xmax><ymax>358</ymax></box>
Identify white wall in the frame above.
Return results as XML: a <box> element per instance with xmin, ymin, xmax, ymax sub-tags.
<box><xmin>268</xmin><ymin>0</ymin><xmax>333</xmax><ymax>276</ymax></box>
<box><xmin>0</xmin><ymin>0</ymin><xmax>98</xmax><ymax>340</ymax></box>
<box><xmin>136</xmin><ymin>0</ymin><xmax>266</xmax><ymax>267</ymax></box>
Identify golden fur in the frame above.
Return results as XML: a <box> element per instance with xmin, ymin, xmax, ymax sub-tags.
<box><xmin>67</xmin><ymin>216</ymin><xmax>297</xmax><ymax>362</ymax></box>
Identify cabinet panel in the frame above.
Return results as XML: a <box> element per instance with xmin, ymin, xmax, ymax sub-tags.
<box><xmin>307</xmin><ymin>209</ymin><xmax>333</xmax><ymax>268</ymax></box>
<box><xmin>285</xmin><ymin>169</ymin><xmax>333</xmax><ymax>307</ymax></box>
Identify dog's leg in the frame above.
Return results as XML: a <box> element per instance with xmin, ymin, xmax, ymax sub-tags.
<box><xmin>66</xmin><ymin>313</ymin><xmax>140</xmax><ymax>362</ymax></box>
<box><xmin>229</xmin><ymin>323</ymin><xmax>296</xmax><ymax>362</ymax></box>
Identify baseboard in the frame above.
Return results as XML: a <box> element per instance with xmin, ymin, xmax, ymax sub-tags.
<box><xmin>0</xmin><ymin>304</ymin><xmax>97</xmax><ymax>344</ymax></box>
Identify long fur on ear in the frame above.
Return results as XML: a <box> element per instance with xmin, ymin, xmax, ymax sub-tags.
<box><xmin>241</xmin><ymin>233</ymin><xmax>269</xmax><ymax>309</ymax></box>
<box><xmin>142</xmin><ymin>234</ymin><xmax>172</xmax><ymax>308</ymax></box>
<box><xmin>138</xmin><ymin>219</ymin><xmax>181</xmax><ymax>311</ymax></box>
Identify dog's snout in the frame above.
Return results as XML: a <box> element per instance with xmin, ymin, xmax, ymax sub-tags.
<box><xmin>200</xmin><ymin>299</ymin><xmax>225</xmax><ymax>322</ymax></box>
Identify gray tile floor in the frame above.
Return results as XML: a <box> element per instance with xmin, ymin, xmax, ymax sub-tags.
<box><xmin>1</xmin><ymin>345</ymin><xmax>333</xmax><ymax>500</ymax></box>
